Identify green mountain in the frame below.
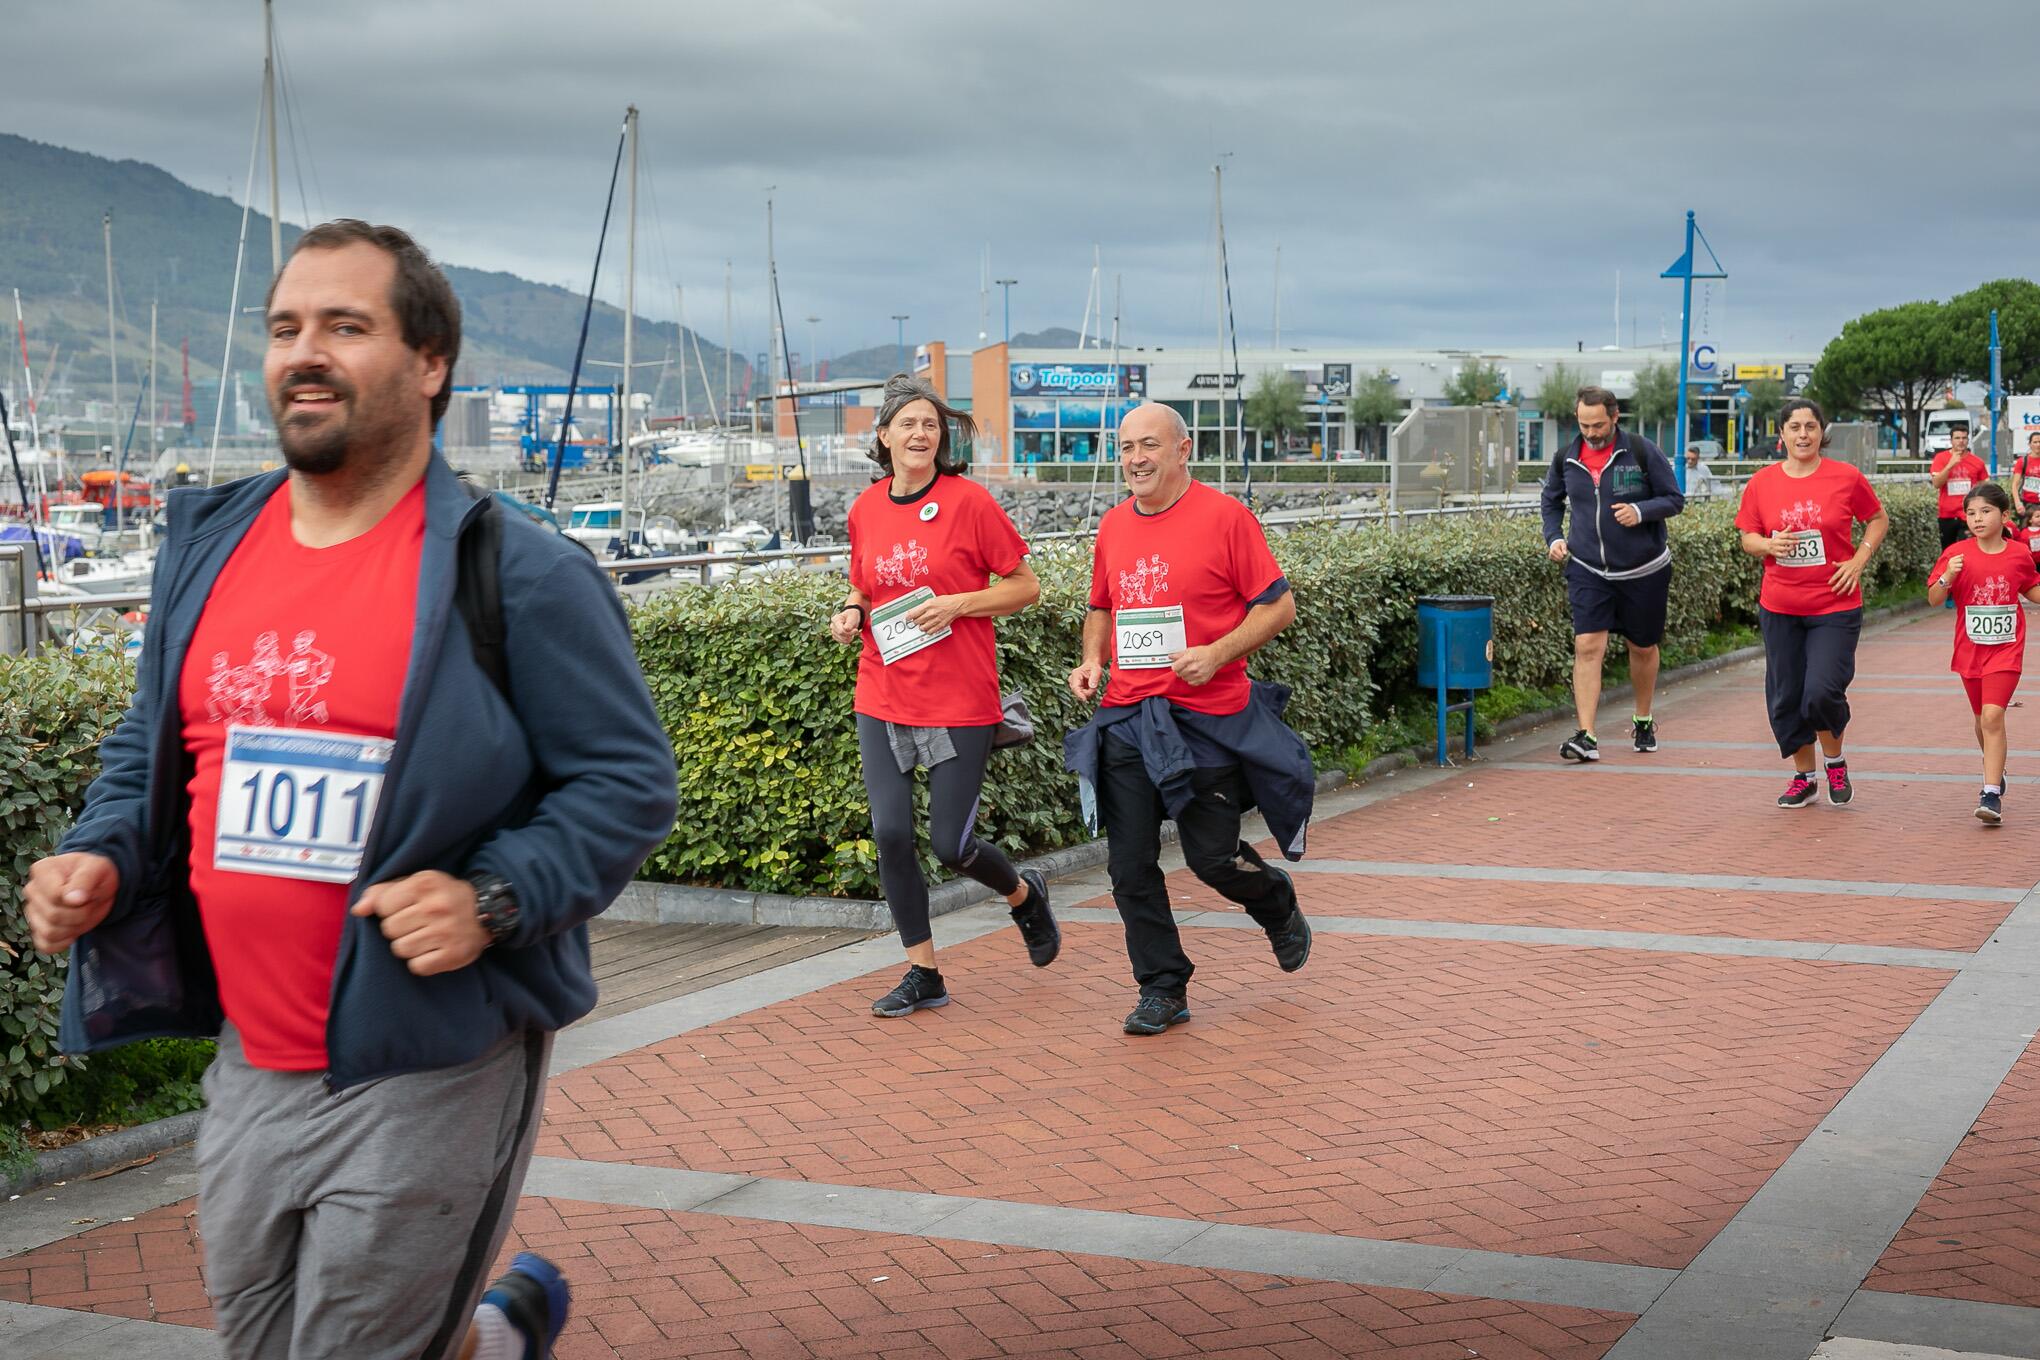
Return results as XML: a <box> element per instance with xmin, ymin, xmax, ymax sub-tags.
<box><xmin>0</xmin><ymin>131</ymin><xmax>752</xmax><ymax>417</ymax></box>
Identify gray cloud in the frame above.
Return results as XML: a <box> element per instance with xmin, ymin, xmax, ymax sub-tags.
<box><xmin>7</xmin><ymin>0</ymin><xmax>2035</xmax><ymax>361</ymax></box>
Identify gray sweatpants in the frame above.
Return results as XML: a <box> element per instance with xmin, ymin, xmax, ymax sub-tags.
<box><xmin>196</xmin><ymin>1023</ymin><xmax>551</xmax><ymax>1360</ymax></box>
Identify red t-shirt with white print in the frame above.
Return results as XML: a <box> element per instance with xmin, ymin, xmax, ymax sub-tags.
<box><xmin>1734</xmin><ymin>460</ymin><xmax>1883</xmax><ymax>617</ymax></box>
<box><xmin>1088</xmin><ymin>480</ymin><xmax>1285</xmax><ymax>716</ymax></box>
<box><xmin>1930</xmin><ymin>537</ymin><xmax>2038</xmax><ymax>677</ymax></box>
<box><xmin>847</xmin><ymin>473</ymin><xmax>1027</xmax><ymax>727</ymax></box>
<box><xmin>180</xmin><ymin>479</ymin><xmax>422</xmax><ymax>1071</ymax></box>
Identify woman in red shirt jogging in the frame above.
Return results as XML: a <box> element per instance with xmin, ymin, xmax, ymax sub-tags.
<box><xmin>1926</xmin><ymin>481</ymin><xmax>2040</xmax><ymax>824</ymax></box>
<box><xmin>1735</xmin><ymin>398</ymin><xmax>1889</xmax><ymax>808</ymax></box>
<box><xmin>2012</xmin><ymin>429</ymin><xmax>2040</xmax><ymax>513</ymax></box>
<box><xmin>830</xmin><ymin>375</ymin><xmax>1060</xmax><ymax>1018</ymax></box>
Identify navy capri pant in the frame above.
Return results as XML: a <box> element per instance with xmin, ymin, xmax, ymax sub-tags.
<box><xmin>1758</xmin><ymin>606</ymin><xmax>1862</xmax><ymax>757</ymax></box>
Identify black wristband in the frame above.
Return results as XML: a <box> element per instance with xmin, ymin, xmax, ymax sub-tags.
<box><xmin>845</xmin><ymin>603</ymin><xmax>867</xmax><ymax>624</ymax></box>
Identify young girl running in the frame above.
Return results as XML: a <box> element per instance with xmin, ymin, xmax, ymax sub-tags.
<box><xmin>1927</xmin><ymin>482</ymin><xmax>2040</xmax><ymax>824</ymax></box>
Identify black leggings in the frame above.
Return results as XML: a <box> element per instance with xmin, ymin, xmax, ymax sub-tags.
<box><xmin>1759</xmin><ymin>606</ymin><xmax>1863</xmax><ymax>758</ymax></box>
<box><xmin>855</xmin><ymin>716</ymin><xmax>1020</xmax><ymax>949</ymax></box>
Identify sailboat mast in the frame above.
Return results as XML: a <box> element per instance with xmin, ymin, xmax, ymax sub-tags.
<box><xmin>621</xmin><ymin>105</ymin><xmax>637</xmax><ymax>545</ymax></box>
<box><xmin>1213</xmin><ymin>165</ymin><xmax>1225</xmax><ymax>486</ymax></box>
<box><xmin>723</xmin><ymin>260</ymin><xmax>733</xmax><ymax>429</ymax></box>
<box><xmin>1272</xmin><ymin>243</ymin><xmax>1281</xmax><ymax>350</ymax></box>
<box><xmin>104</xmin><ymin>212</ymin><xmax>119</xmax><ymax>458</ymax></box>
<box><xmin>263</xmin><ymin>0</ymin><xmax>281</xmax><ymax>275</ymax></box>
<box><xmin>149</xmin><ymin>299</ymin><xmax>159</xmax><ymax>464</ymax></box>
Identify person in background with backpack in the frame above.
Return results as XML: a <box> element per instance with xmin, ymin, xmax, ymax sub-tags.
<box><xmin>2011</xmin><ymin>429</ymin><xmax>2040</xmax><ymax>515</ymax></box>
<box><xmin>1540</xmin><ymin>385</ymin><xmax>1685</xmax><ymax>763</ymax></box>
<box><xmin>829</xmin><ymin>374</ymin><xmax>1060</xmax><ymax>1020</ymax></box>
<box><xmin>23</xmin><ymin>220</ymin><xmax>677</xmax><ymax>1360</ymax></box>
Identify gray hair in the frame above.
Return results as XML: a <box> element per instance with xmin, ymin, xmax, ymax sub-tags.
<box><xmin>867</xmin><ymin>373</ymin><xmax>977</xmax><ymax>479</ymax></box>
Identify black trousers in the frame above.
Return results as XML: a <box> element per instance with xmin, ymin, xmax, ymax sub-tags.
<box><xmin>1096</xmin><ymin>730</ymin><xmax>1295</xmax><ymax>996</ymax></box>
<box><xmin>1758</xmin><ymin>607</ymin><xmax>1863</xmax><ymax>758</ymax></box>
<box><xmin>856</xmin><ymin>716</ymin><xmax>1020</xmax><ymax>949</ymax></box>
<box><xmin>1941</xmin><ymin>516</ymin><xmax>1968</xmax><ymax>550</ymax></box>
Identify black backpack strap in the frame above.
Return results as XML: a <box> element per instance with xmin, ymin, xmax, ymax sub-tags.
<box><xmin>454</xmin><ymin>481</ymin><xmax>509</xmax><ymax>699</ymax></box>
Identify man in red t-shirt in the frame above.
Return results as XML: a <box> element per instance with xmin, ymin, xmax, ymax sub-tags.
<box><xmin>25</xmin><ymin>223</ymin><xmax>676</xmax><ymax>1360</ymax></box>
<box><xmin>1064</xmin><ymin>403</ymin><xmax>1315</xmax><ymax>1036</ymax></box>
<box><xmin>1931</xmin><ymin>426</ymin><xmax>1988</xmax><ymax>549</ymax></box>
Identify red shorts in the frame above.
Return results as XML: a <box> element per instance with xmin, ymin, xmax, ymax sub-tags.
<box><xmin>1961</xmin><ymin>672</ymin><xmax>2021</xmax><ymax>713</ymax></box>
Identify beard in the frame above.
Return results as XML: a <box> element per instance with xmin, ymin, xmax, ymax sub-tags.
<box><xmin>272</xmin><ymin>373</ymin><xmax>405</xmax><ymax>476</ymax></box>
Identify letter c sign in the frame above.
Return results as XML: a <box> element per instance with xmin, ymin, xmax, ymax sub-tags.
<box><xmin>1692</xmin><ymin>344</ymin><xmax>1717</xmax><ymax>374</ymax></box>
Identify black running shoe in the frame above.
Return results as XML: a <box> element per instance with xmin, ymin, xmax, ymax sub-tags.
<box><xmin>1010</xmin><ymin>868</ymin><xmax>1061</xmax><ymax>967</ymax></box>
<box><xmin>1261</xmin><ymin>869</ymin><xmax>1311</xmax><ymax>972</ymax></box>
<box><xmin>1632</xmin><ymin>718</ymin><xmax>1658</xmax><ymax>753</ymax></box>
<box><xmin>872</xmin><ymin>965</ymin><xmax>948</xmax><ymax>1018</ymax></box>
<box><xmin>1977</xmin><ymin>790</ymin><xmax>2004</xmax><ymax>825</ymax></box>
<box><xmin>480</xmin><ymin>1252</ymin><xmax>570</xmax><ymax>1360</ymax></box>
<box><xmin>1824</xmin><ymin>760</ymin><xmax>1853</xmax><ymax>806</ymax></box>
<box><xmin>1122</xmin><ymin>993</ymin><xmax>1191</xmax><ymax>1036</ymax></box>
<box><xmin>1778</xmin><ymin>771</ymin><xmax>1819</xmax><ymax>808</ymax></box>
<box><xmin>1560</xmin><ymin>729</ymin><xmax>1600</xmax><ymax>763</ymax></box>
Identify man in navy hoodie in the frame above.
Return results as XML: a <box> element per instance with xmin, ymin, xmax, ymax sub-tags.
<box><xmin>1539</xmin><ymin>386</ymin><xmax>1685</xmax><ymax>762</ymax></box>
<box><xmin>24</xmin><ymin>221</ymin><xmax>678</xmax><ymax>1360</ymax></box>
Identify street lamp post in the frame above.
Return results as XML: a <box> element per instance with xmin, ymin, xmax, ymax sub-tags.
<box><xmin>891</xmin><ymin>313</ymin><xmax>910</xmax><ymax>375</ymax></box>
<box><xmin>995</xmin><ymin>279</ymin><xmax>1017</xmax><ymax>345</ymax></box>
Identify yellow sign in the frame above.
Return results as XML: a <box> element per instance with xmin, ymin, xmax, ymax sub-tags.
<box><xmin>1733</xmin><ymin>364</ymin><xmax>1785</xmax><ymax>381</ymax></box>
<box><xmin>744</xmin><ymin>463</ymin><xmax>779</xmax><ymax>482</ymax></box>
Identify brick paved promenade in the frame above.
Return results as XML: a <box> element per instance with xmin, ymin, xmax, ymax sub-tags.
<box><xmin>8</xmin><ymin>610</ymin><xmax>2040</xmax><ymax>1359</ymax></box>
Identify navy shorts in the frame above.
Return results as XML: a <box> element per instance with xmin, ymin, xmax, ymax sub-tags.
<box><xmin>1566</xmin><ymin>562</ymin><xmax>1669</xmax><ymax>647</ymax></box>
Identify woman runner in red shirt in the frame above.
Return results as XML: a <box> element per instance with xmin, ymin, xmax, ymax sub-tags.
<box><xmin>1926</xmin><ymin>481</ymin><xmax>2040</xmax><ymax>824</ymax></box>
<box><xmin>1735</xmin><ymin>398</ymin><xmax>1888</xmax><ymax>808</ymax></box>
<box><xmin>830</xmin><ymin>375</ymin><xmax>1060</xmax><ymax>1017</ymax></box>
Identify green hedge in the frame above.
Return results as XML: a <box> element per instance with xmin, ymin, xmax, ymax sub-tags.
<box><xmin>0</xmin><ymin>649</ymin><xmax>213</xmax><ymax>1166</ymax></box>
<box><xmin>637</xmin><ymin>484</ymin><xmax>1940</xmax><ymax>898</ymax></box>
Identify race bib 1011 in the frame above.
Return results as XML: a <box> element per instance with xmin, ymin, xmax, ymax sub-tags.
<box><xmin>215</xmin><ymin>726</ymin><xmax>392</xmax><ymax>884</ymax></box>
<box><xmin>1965</xmin><ymin>604</ymin><xmax>2018</xmax><ymax>646</ymax></box>
<box><xmin>871</xmin><ymin>586</ymin><xmax>950</xmax><ymax>666</ymax></box>
<box><xmin>1115</xmin><ymin>604</ymin><xmax>1187</xmax><ymax>670</ymax></box>
<box><xmin>1778</xmin><ymin>529</ymin><xmax>1827</xmax><ymax>569</ymax></box>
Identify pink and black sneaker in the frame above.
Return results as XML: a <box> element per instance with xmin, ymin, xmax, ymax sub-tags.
<box><xmin>1824</xmin><ymin>760</ymin><xmax>1853</xmax><ymax>806</ymax></box>
<box><xmin>1778</xmin><ymin>772</ymin><xmax>1819</xmax><ymax>808</ymax></box>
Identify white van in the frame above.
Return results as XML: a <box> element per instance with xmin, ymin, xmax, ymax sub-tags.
<box><xmin>1923</xmin><ymin>407</ymin><xmax>1972</xmax><ymax>456</ymax></box>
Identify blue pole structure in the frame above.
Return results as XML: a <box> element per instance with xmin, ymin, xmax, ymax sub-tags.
<box><xmin>1989</xmin><ymin>308</ymin><xmax>2002</xmax><ymax>475</ymax></box>
<box><xmin>996</xmin><ymin>279</ymin><xmax>1017</xmax><ymax>345</ymax></box>
<box><xmin>1661</xmin><ymin>210</ymin><xmax>1727</xmax><ymax>494</ymax></box>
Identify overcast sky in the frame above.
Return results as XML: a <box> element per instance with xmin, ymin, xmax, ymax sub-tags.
<box><xmin>8</xmin><ymin>0</ymin><xmax>2036</xmax><ymax>363</ymax></box>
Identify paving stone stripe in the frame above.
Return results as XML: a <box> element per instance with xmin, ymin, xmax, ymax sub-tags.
<box><xmin>1286</xmin><ymin>860</ymin><xmax>2024</xmax><ymax>904</ymax></box>
<box><xmin>1491</xmin><ymin>761</ymin><xmax>1988</xmax><ymax>785</ymax></box>
<box><xmin>1831</xmin><ymin>1291</ymin><xmax>2040</xmax><ymax>1359</ymax></box>
<box><xmin>1603</xmin><ymin>882</ymin><xmax>2040</xmax><ymax>1360</ymax></box>
<box><xmin>0</xmin><ymin>1300</ymin><xmax>220</xmax><ymax>1360</ymax></box>
<box><xmin>1666</xmin><ymin>742</ymin><xmax>2038</xmax><ymax>759</ymax></box>
<box><xmin>1048</xmin><ymin>907</ymin><xmax>1977</xmax><ymax>970</ymax></box>
<box><xmin>517</xmin><ymin>1155</ymin><xmax>1677</xmax><ymax>1315</ymax></box>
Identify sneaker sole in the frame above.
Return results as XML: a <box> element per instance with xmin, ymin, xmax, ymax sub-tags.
<box><xmin>1976</xmin><ymin>807</ymin><xmax>2003</xmax><ymax>825</ymax></box>
<box><xmin>873</xmin><ymin>994</ymin><xmax>950</xmax><ymax>1019</ymax></box>
<box><xmin>1561</xmin><ymin>748</ymin><xmax>1601</xmax><ymax>763</ymax></box>
<box><xmin>1778</xmin><ymin>796</ymin><xmax>1819</xmax><ymax>809</ymax></box>
<box><xmin>1124</xmin><ymin>1009</ymin><xmax>1192</xmax><ymax>1036</ymax></box>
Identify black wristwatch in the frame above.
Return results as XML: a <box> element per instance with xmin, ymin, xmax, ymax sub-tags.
<box><xmin>468</xmin><ymin>872</ymin><xmax>520</xmax><ymax>947</ymax></box>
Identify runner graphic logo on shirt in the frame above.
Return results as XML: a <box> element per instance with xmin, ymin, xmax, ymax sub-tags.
<box><xmin>1778</xmin><ymin>499</ymin><xmax>1824</xmax><ymax>533</ymax></box>
<box><xmin>874</xmin><ymin>539</ymin><xmax>931</xmax><ymax>589</ymax></box>
<box><xmin>1117</xmin><ymin>553</ymin><xmax>1171</xmax><ymax>605</ymax></box>
<box><xmin>204</xmin><ymin>629</ymin><xmax>336</xmax><ymax>728</ymax></box>
<box><xmin>1972</xmin><ymin>574</ymin><xmax>2016</xmax><ymax>608</ymax></box>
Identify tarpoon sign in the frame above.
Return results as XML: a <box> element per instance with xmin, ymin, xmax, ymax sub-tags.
<box><xmin>1010</xmin><ymin>363</ymin><xmax>1148</xmax><ymax>398</ymax></box>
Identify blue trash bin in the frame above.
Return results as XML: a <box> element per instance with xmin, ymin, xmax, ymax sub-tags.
<box><xmin>1416</xmin><ymin>595</ymin><xmax>1494</xmax><ymax>765</ymax></box>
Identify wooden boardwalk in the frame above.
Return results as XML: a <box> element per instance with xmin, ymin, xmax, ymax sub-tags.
<box><xmin>579</xmin><ymin>918</ymin><xmax>875</xmax><ymax>1024</ymax></box>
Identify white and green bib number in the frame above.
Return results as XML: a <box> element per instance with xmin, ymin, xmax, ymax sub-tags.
<box><xmin>1115</xmin><ymin>604</ymin><xmax>1186</xmax><ymax>670</ymax></box>
<box><xmin>1778</xmin><ymin>530</ymin><xmax>1827</xmax><ymax>569</ymax></box>
<box><xmin>2023</xmin><ymin>476</ymin><xmax>2040</xmax><ymax>499</ymax></box>
<box><xmin>1948</xmin><ymin>478</ymin><xmax>1973</xmax><ymax>498</ymax></box>
<box><xmin>1965</xmin><ymin>604</ymin><xmax>2018</xmax><ymax>646</ymax></box>
<box><xmin>872</xmin><ymin>586</ymin><xmax>950</xmax><ymax>665</ymax></box>
<box><xmin>215</xmin><ymin>726</ymin><xmax>392</xmax><ymax>884</ymax></box>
